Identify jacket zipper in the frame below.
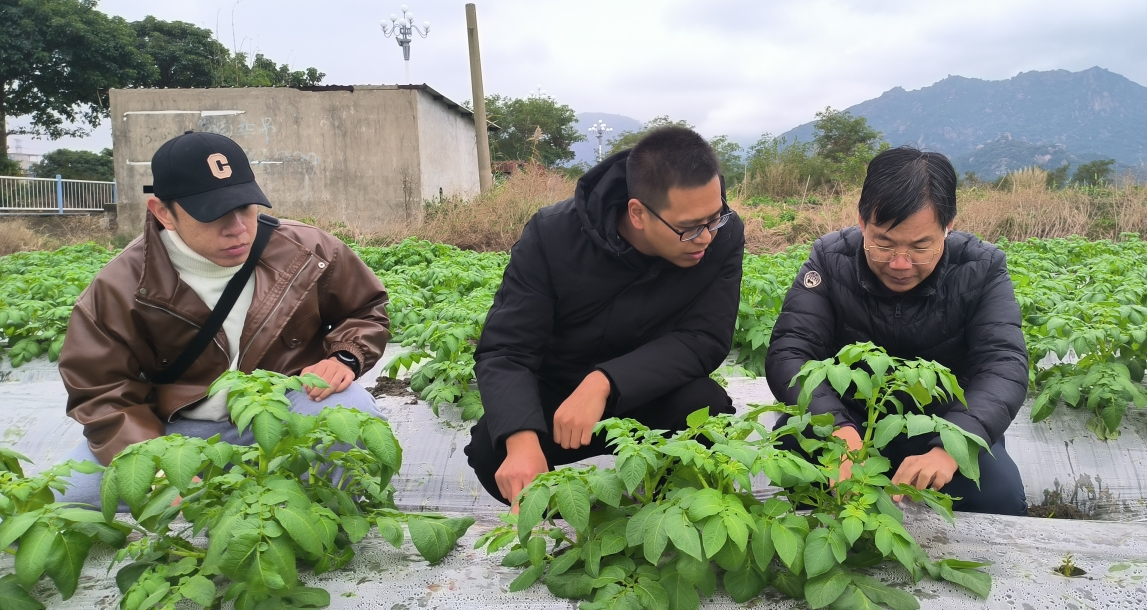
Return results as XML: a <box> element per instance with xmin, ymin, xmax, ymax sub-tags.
<box><xmin>239</xmin><ymin>256</ymin><xmax>313</xmax><ymax>365</ymax></box>
<box><xmin>894</xmin><ymin>302</ymin><xmax>902</xmax><ymax>318</ymax></box>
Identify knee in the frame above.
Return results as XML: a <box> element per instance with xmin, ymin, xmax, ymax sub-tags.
<box><xmin>674</xmin><ymin>376</ymin><xmax>735</xmax><ymax>415</ymax></box>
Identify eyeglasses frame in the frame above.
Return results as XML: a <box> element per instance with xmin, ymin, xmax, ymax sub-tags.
<box><xmin>639</xmin><ymin>198</ymin><xmax>733</xmax><ymax>242</ymax></box>
<box><xmin>862</xmin><ymin>244</ymin><xmax>944</xmax><ymax>265</ymax></box>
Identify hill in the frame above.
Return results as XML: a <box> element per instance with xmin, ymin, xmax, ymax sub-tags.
<box><xmin>779</xmin><ymin>67</ymin><xmax>1147</xmax><ymax>178</ymax></box>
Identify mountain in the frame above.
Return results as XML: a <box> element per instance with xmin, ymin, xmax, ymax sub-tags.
<box><xmin>571</xmin><ymin>113</ymin><xmax>643</xmax><ymax>165</ymax></box>
<box><xmin>779</xmin><ymin>67</ymin><xmax>1147</xmax><ymax>178</ymax></box>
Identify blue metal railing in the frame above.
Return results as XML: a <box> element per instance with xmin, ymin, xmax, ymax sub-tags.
<box><xmin>0</xmin><ymin>175</ymin><xmax>116</xmax><ymax>213</ymax></box>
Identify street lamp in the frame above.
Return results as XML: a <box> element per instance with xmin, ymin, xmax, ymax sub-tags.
<box><xmin>588</xmin><ymin>120</ymin><xmax>613</xmax><ymax>163</ymax></box>
<box><xmin>381</xmin><ymin>5</ymin><xmax>430</xmax><ymax>84</ymax></box>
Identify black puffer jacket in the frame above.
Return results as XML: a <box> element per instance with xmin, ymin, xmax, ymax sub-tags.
<box><xmin>474</xmin><ymin>151</ymin><xmax>745</xmax><ymax>449</ymax></box>
<box><xmin>765</xmin><ymin>226</ymin><xmax>1028</xmax><ymax>447</ymax></box>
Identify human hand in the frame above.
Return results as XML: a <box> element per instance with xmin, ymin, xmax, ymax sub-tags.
<box><xmin>891</xmin><ymin>447</ymin><xmax>958</xmax><ymax>501</ymax></box>
<box><xmin>552</xmin><ymin>370</ymin><xmax>611</xmax><ymax>450</ymax></box>
<box><xmin>300</xmin><ymin>357</ymin><xmax>355</xmax><ymax>401</ymax></box>
<box><xmin>831</xmin><ymin>426</ymin><xmax>863</xmax><ymax>485</ymax></box>
<box><xmin>496</xmin><ymin>430</ymin><xmax>549</xmax><ymax>513</ymax></box>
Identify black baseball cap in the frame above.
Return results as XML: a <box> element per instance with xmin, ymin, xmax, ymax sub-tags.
<box><xmin>149</xmin><ymin>131</ymin><xmax>271</xmax><ymax>223</ymax></box>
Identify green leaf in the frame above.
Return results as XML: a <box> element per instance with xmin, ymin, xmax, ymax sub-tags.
<box><xmin>635</xmin><ymin>577</ymin><xmax>671</xmax><ymax>610</ymax></box>
<box><xmin>938</xmin><ymin>427</ymin><xmax>979</xmax><ymax>484</ymax></box>
<box><xmin>665</xmin><ymin>510</ymin><xmax>703</xmax><ymax>562</ymax></box>
<box><xmin>526</xmin><ymin>535</ymin><xmax>547</xmax><ymax>566</ymax></box>
<box><xmin>287</xmin><ymin>587</ymin><xmax>331</xmax><ymax>608</ymax></box>
<box><xmin>0</xmin><ymin>574</ymin><xmax>44</xmax><ymax>610</ymax></box>
<box><xmin>340</xmin><ymin>515</ymin><xmax>371</xmax><ymax>543</ymax></box>
<box><xmin>42</xmin><ymin>530</ymin><xmax>91</xmax><ymax>600</ymax></box>
<box><xmin>723</xmin><ymin>566</ymin><xmax>765</xmax><ymax>603</ymax></box>
<box><xmin>771</xmin><ymin>520</ymin><xmax>803</xmax><ymax>570</ymax></box>
<box><xmin>850</xmin><ymin>369</ymin><xmax>874</xmax><ymax>400</ymax></box>
<box><xmin>0</xmin><ymin>511</ymin><xmax>42</xmax><ymax>551</ymax></box>
<box><xmin>686</xmin><ymin>407</ymin><xmax>710</xmax><ymax>429</ymax></box>
<box><xmin>643</xmin><ymin>507</ymin><xmax>673</xmax><ymax>564</ymax></box>
<box><xmin>827</xmin><ymin>364</ymin><xmax>854</xmax><ymax>397</ymax></box>
<box><xmin>252</xmin><ymin>411</ymin><xmax>284</xmax><ymax>454</ymax></box>
<box><xmin>275</xmin><ymin>504</ymin><xmax>325</xmax><ymax>557</ymax></box>
<box><xmin>554</xmin><ymin>477</ymin><xmax>592</xmax><ymax>533</ymax></box>
<box><xmin>939</xmin><ymin>565</ymin><xmax>992</xmax><ymax>599</ymax></box>
<box><xmin>588</xmin><ymin>471</ymin><xmax>624</xmax><ymax>508</ymax></box>
<box><xmin>407</xmin><ymin>517</ymin><xmax>460</xmax><ymax>564</ymax></box>
<box><xmin>113</xmin><ymin>452</ymin><xmax>157</xmax><ymax>510</ymax></box>
<box><xmin>260</xmin><ymin>537</ymin><xmax>298</xmax><ymax>592</ymax></box>
<box><xmin>137</xmin><ymin>485</ymin><xmax>180</xmax><ymax>523</ymax></box>
<box><xmin>805</xmin><ymin>566</ymin><xmax>850</xmax><ymax>608</ymax></box>
<box><xmin>14</xmin><ymin>522</ymin><xmax>59</xmax><ymax>590</ymax></box>
<box><xmin>702</xmin><ymin>514</ymin><xmax>728</xmax><ymax>559</ymax></box>
<box><xmin>1030</xmin><ymin>390</ymin><xmax>1058</xmax><ymax>422</ymax></box>
<box><xmin>179</xmin><ymin>574</ymin><xmax>217</xmax><ymax>607</ymax></box>
<box><xmin>509</xmin><ymin>564</ymin><xmax>544</xmax><ymax>592</ymax></box>
<box><xmin>750</xmin><ymin>524</ymin><xmax>775</xmax><ymax>571</ymax></box>
<box><xmin>517</xmin><ymin>485</ymin><xmax>552</xmax><ymax>542</ymax></box>
<box><xmin>904</xmin><ymin>414</ymin><xmax>935</xmax><ymax>438</ymax></box>
<box><xmin>362</xmin><ymin>420</ymin><xmax>402</xmax><ymax>471</ymax></box>
<box><xmin>248</xmin><ymin>547</ymin><xmax>287</xmax><ymax>593</ymax></box>
<box><xmin>324</xmin><ymin>408</ymin><xmax>361</xmax><ymax>444</ymax></box>
<box><xmin>159</xmin><ymin>443</ymin><xmax>203</xmax><ymax>493</ymax></box>
<box><xmin>684</xmin><ymin>488</ymin><xmax>723</xmax><ymax>521</ymax></box>
<box><xmin>661</xmin><ymin>571</ymin><xmax>700</xmax><ymax>610</ymax></box>
<box><xmin>803</xmin><ymin>529</ymin><xmax>838</xmax><ymax>578</ymax></box>
<box><xmin>872</xmin><ymin>415</ymin><xmax>905</xmax><ymax>449</ymax></box>
<box><xmin>376</xmin><ymin>517</ymin><xmax>404</xmax><ymax>548</ymax></box>
<box><xmin>548</xmin><ymin>547</ymin><xmax>581</xmax><ymax>576</ymax></box>
<box><xmin>850</xmin><ymin>574</ymin><xmax>920</xmax><ymax>610</ymax></box>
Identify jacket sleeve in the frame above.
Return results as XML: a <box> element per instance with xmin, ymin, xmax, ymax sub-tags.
<box><xmin>765</xmin><ymin>247</ymin><xmax>855</xmax><ymax>427</ymax></box>
<box><xmin>60</xmin><ymin>298</ymin><xmax>165</xmax><ymax>466</ymax></box>
<box><xmin>318</xmin><ymin>238</ymin><xmax>392</xmax><ymax>377</ymax></box>
<box><xmin>595</xmin><ymin>228</ymin><xmax>745</xmax><ymax>412</ymax></box>
<box><xmin>473</xmin><ymin>219</ymin><xmax>556</xmax><ymax>448</ymax></box>
<box><xmin>938</xmin><ymin>249</ymin><xmax>1028</xmax><ymax>447</ymax></box>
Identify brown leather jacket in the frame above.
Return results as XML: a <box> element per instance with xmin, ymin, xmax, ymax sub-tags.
<box><xmin>60</xmin><ymin>214</ymin><xmax>391</xmax><ymax>464</ymax></box>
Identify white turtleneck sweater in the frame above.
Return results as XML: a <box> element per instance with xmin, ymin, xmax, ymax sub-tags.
<box><xmin>159</xmin><ymin>229</ymin><xmax>256</xmax><ymax>421</ymax></box>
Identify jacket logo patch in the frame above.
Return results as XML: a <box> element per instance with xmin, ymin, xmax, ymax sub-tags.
<box><xmin>803</xmin><ymin>270</ymin><xmax>822</xmax><ymax>288</ymax></box>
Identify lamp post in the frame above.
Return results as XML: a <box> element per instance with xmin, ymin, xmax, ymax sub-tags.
<box><xmin>381</xmin><ymin>5</ymin><xmax>430</xmax><ymax>84</ymax></box>
<box><xmin>588</xmin><ymin>120</ymin><xmax>613</xmax><ymax>163</ymax></box>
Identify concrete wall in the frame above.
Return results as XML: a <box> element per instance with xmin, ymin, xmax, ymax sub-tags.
<box><xmin>109</xmin><ymin>86</ymin><xmax>480</xmax><ymax>235</ymax></box>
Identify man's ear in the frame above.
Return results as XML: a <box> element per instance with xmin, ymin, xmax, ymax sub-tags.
<box><xmin>857</xmin><ymin>212</ymin><xmax>866</xmax><ymax>230</ymax></box>
<box><xmin>147</xmin><ymin>197</ymin><xmax>178</xmax><ymax>232</ymax></box>
<box><xmin>628</xmin><ymin>199</ymin><xmax>646</xmax><ymax>231</ymax></box>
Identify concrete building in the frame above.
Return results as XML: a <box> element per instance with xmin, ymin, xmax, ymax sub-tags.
<box><xmin>109</xmin><ymin>85</ymin><xmax>481</xmax><ymax>235</ymax></box>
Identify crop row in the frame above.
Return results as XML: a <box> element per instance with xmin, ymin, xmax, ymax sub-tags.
<box><xmin>3</xmin><ymin>234</ymin><xmax>1146</xmax><ymax>436</ymax></box>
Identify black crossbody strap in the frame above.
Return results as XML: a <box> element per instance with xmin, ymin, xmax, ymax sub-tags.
<box><xmin>152</xmin><ymin>214</ymin><xmax>280</xmax><ymax>385</ymax></box>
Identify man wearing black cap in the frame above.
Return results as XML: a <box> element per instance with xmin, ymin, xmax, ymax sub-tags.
<box><xmin>56</xmin><ymin>131</ymin><xmax>391</xmax><ymax>505</ymax></box>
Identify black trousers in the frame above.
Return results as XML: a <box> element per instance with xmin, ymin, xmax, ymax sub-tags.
<box><xmin>465</xmin><ymin>376</ymin><xmax>735</xmax><ymax>504</ymax></box>
<box><xmin>777</xmin><ymin>419</ymin><xmax>1027</xmax><ymax>516</ymax></box>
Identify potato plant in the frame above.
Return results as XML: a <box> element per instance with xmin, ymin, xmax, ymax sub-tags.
<box><xmin>0</xmin><ymin>447</ymin><xmax>131</xmax><ymax>610</ymax></box>
<box><xmin>101</xmin><ymin>370</ymin><xmax>474</xmax><ymax>610</ymax></box>
<box><xmin>478</xmin><ymin>343</ymin><xmax>993</xmax><ymax>610</ymax></box>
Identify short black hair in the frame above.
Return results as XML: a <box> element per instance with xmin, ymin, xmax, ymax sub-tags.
<box><xmin>159</xmin><ymin>198</ymin><xmax>178</xmax><ymax>218</ymax></box>
<box><xmin>858</xmin><ymin>146</ymin><xmax>957</xmax><ymax>229</ymax></box>
<box><xmin>626</xmin><ymin>126</ymin><xmax>720</xmax><ymax>212</ymax></box>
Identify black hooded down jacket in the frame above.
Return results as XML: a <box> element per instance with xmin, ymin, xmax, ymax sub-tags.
<box><xmin>474</xmin><ymin>151</ymin><xmax>745</xmax><ymax>449</ymax></box>
<box><xmin>765</xmin><ymin>226</ymin><xmax>1028</xmax><ymax>447</ymax></box>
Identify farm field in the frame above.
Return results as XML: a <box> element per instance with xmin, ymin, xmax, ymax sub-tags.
<box><xmin>3</xmin><ymin>232</ymin><xmax>1147</xmax><ymax>609</ymax></box>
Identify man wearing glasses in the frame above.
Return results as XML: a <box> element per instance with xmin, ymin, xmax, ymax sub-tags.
<box><xmin>766</xmin><ymin>146</ymin><xmax>1028</xmax><ymax>515</ymax></box>
<box><xmin>465</xmin><ymin>127</ymin><xmax>744</xmax><ymax>508</ymax></box>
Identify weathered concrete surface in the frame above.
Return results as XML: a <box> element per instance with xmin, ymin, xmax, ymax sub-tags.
<box><xmin>108</xmin><ymin>85</ymin><xmax>480</xmax><ymax>236</ymax></box>
<box><xmin>4</xmin><ymin>354</ymin><xmax>1147</xmax><ymax>608</ymax></box>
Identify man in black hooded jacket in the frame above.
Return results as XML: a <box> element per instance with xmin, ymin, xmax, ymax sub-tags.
<box><xmin>766</xmin><ymin>147</ymin><xmax>1028</xmax><ymax>515</ymax></box>
<box><xmin>465</xmin><ymin>127</ymin><xmax>745</xmax><ymax>507</ymax></box>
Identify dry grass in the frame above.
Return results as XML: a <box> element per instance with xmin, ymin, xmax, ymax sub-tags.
<box><xmin>0</xmin><ymin>215</ymin><xmax>117</xmax><ymax>256</ymax></box>
<box><xmin>732</xmin><ymin>181</ymin><xmax>1147</xmax><ymax>254</ymax></box>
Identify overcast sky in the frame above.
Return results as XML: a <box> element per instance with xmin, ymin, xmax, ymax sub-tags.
<box><xmin>9</xmin><ymin>0</ymin><xmax>1147</xmax><ymax>155</ymax></box>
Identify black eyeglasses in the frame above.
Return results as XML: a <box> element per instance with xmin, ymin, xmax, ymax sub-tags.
<box><xmin>641</xmin><ymin>200</ymin><xmax>733</xmax><ymax>242</ymax></box>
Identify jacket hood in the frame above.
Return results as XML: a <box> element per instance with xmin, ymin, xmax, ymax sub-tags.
<box><xmin>574</xmin><ymin>149</ymin><xmax>633</xmax><ymax>257</ymax></box>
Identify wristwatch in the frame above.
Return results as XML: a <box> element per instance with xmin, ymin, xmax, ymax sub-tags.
<box><xmin>332</xmin><ymin>351</ymin><xmax>360</xmax><ymax>376</ymax></box>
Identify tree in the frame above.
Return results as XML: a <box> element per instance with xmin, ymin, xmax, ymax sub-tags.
<box><xmin>1045</xmin><ymin>164</ymin><xmax>1070</xmax><ymax>189</ymax></box>
<box><xmin>1</xmin><ymin>155</ymin><xmax>21</xmax><ymax>176</ymax></box>
<box><xmin>1</xmin><ymin>0</ymin><xmax>154</xmax><ymax>154</ymax></box>
<box><xmin>30</xmin><ymin>147</ymin><xmax>113</xmax><ymax>180</ymax></box>
<box><xmin>131</xmin><ymin>16</ymin><xmax>225</xmax><ymax>89</ymax></box>
<box><xmin>812</xmin><ymin>107</ymin><xmax>882</xmax><ymax>163</ymax></box>
<box><xmin>606</xmin><ymin>116</ymin><xmax>693</xmax><ymax>155</ymax></box>
<box><xmin>708</xmin><ymin>135</ymin><xmax>745</xmax><ymax>186</ymax></box>
<box><xmin>480</xmin><ymin>93</ymin><xmax>584</xmax><ymax>167</ymax></box>
<box><xmin>1072</xmin><ymin>159</ymin><xmax>1116</xmax><ymax>187</ymax></box>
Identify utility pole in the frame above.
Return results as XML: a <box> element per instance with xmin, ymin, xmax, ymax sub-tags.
<box><xmin>466</xmin><ymin>3</ymin><xmax>493</xmax><ymax>193</ymax></box>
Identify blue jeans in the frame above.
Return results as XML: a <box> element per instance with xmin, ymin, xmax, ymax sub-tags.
<box><xmin>56</xmin><ymin>384</ymin><xmax>383</xmax><ymax>509</ymax></box>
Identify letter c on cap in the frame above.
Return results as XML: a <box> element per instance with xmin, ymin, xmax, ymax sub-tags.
<box><xmin>207</xmin><ymin>153</ymin><xmax>232</xmax><ymax>179</ymax></box>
